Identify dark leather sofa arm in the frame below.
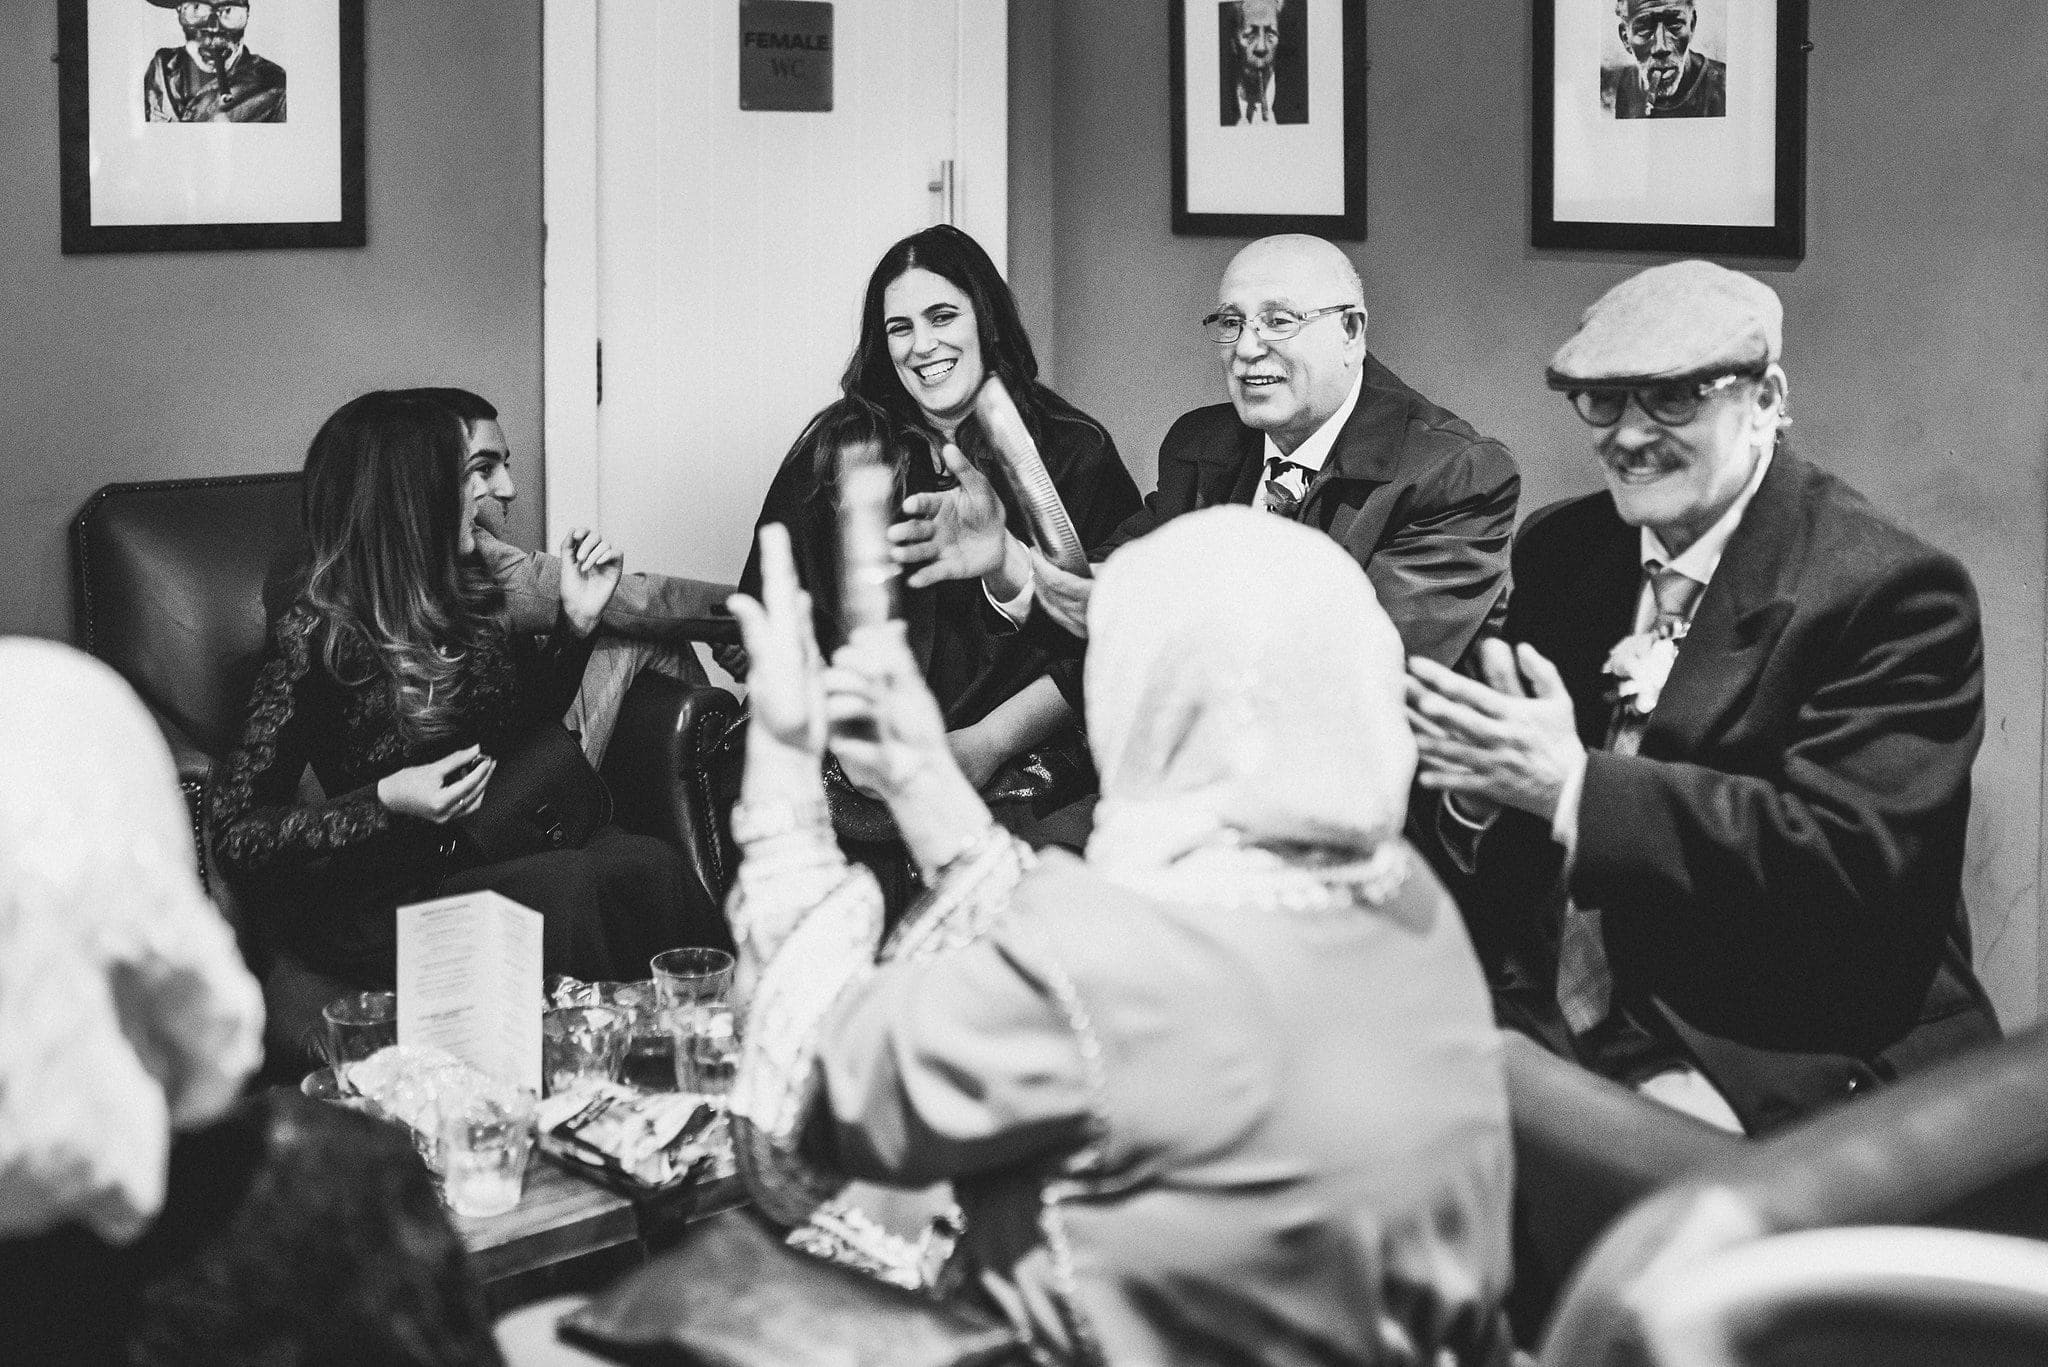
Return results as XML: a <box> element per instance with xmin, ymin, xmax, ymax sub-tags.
<box><xmin>1504</xmin><ymin>1033</ymin><xmax>1741</xmax><ymax>1338</ymax></box>
<box><xmin>600</xmin><ymin>670</ymin><xmax>742</xmax><ymax>916</ymax></box>
<box><xmin>1539</xmin><ymin>1022</ymin><xmax>2048</xmax><ymax>1364</ymax></box>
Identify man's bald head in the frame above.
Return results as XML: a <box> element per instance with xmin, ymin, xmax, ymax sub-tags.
<box><xmin>1223</xmin><ymin>234</ymin><xmax>1365</xmax><ymax>311</ymax></box>
<box><xmin>1234</xmin><ymin>0</ymin><xmax>1284</xmax><ymax>77</ymax></box>
<box><xmin>1213</xmin><ymin>235</ymin><xmax>1368</xmax><ymax>455</ymax></box>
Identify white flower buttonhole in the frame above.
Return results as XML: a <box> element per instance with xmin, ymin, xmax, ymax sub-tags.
<box><xmin>1603</xmin><ymin>631</ymin><xmax>1682</xmax><ymax>716</ymax></box>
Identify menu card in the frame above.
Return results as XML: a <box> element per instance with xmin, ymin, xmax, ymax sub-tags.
<box><xmin>396</xmin><ymin>890</ymin><xmax>542</xmax><ymax>1094</ymax></box>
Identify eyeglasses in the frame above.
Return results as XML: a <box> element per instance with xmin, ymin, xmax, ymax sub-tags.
<box><xmin>1567</xmin><ymin>371</ymin><xmax>1755</xmax><ymax>428</ymax></box>
<box><xmin>1201</xmin><ymin>304</ymin><xmax>1357</xmax><ymax>346</ymax></box>
<box><xmin>178</xmin><ymin>3</ymin><xmax>250</xmax><ymax>28</ymax></box>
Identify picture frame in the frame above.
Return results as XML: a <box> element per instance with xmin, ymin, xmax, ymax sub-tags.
<box><xmin>59</xmin><ymin>0</ymin><xmax>365</xmax><ymax>254</ymax></box>
<box><xmin>1169</xmin><ymin>0</ymin><xmax>1368</xmax><ymax>239</ymax></box>
<box><xmin>1533</xmin><ymin>0</ymin><xmax>1807</xmax><ymax>258</ymax></box>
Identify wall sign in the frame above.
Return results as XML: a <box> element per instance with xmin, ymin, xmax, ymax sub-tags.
<box><xmin>739</xmin><ymin>1</ymin><xmax>833</xmax><ymax>112</ymax></box>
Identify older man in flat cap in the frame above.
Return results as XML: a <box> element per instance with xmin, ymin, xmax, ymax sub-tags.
<box><xmin>1408</xmin><ymin>260</ymin><xmax>1996</xmax><ymax>1135</ymax></box>
<box><xmin>144</xmin><ymin>1</ymin><xmax>286</xmax><ymax>124</ymax></box>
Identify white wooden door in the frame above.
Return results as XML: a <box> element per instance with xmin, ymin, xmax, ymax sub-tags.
<box><xmin>543</xmin><ymin>0</ymin><xmax>1008</xmax><ymax>584</ymax></box>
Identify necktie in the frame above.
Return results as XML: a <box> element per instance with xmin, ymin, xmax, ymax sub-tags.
<box><xmin>1262</xmin><ymin>457</ymin><xmax>1312</xmax><ymax>517</ymax></box>
<box><xmin>1604</xmin><ymin>562</ymin><xmax>1704</xmax><ymax>756</ymax></box>
<box><xmin>1558</xmin><ymin>561</ymin><xmax>1704</xmax><ymax>1035</ymax></box>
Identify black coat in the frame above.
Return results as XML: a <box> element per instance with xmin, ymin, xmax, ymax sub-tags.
<box><xmin>1098</xmin><ymin>355</ymin><xmax>1518</xmax><ymax>669</ymax></box>
<box><xmin>1458</xmin><ymin>449</ymin><xmax>1998</xmax><ymax>1134</ymax></box>
<box><xmin>740</xmin><ymin>385</ymin><xmax>1140</xmax><ymax>731</ymax></box>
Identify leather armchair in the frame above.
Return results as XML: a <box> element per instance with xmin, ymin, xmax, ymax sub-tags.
<box><xmin>1535</xmin><ymin>1021</ymin><xmax>2048</xmax><ymax>1365</ymax></box>
<box><xmin>73</xmin><ymin>473</ymin><xmax>741</xmax><ymax>1073</ymax></box>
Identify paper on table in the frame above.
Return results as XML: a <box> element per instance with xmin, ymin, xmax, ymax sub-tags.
<box><xmin>397</xmin><ymin>890</ymin><xmax>542</xmax><ymax>1095</ymax></box>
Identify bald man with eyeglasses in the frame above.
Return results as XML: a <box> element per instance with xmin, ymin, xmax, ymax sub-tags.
<box><xmin>915</xmin><ymin>234</ymin><xmax>1517</xmax><ymax>673</ymax></box>
<box><xmin>1406</xmin><ymin>260</ymin><xmax>1997</xmax><ymax>1136</ymax></box>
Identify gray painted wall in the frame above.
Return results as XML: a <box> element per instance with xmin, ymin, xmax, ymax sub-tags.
<box><xmin>4</xmin><ymin>0</ymin><xmax>2041</xmax><ymax>1023</ymax></box>
<box><xmin>1014</xmin><ymin>1</ymin><xmax>2048</xmax><ymax>1024</ymax></box>
<box><xmin>0</xmin><ymin>0</ymin><xmax>547</xmax><ymax>641</ymax></box>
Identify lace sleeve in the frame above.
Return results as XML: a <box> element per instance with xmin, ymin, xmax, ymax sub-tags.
<box><xmin>207</xmin><ymin>611</ymin><xmax>399</xmax><ymax>877</ymax></box>
<box><xmin>730</xmin><ymin>822</ymin><xmax>1032</xmax><ymax>1228</ymax></box>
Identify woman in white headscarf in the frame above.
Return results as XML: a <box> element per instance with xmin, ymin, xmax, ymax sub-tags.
<box><xmin>725</xmin><ymin>506</ymin><xmax>1514</xmax><ymax>1366</ymax></box>
<box><xmin>0</xmin><ymin>641</ymin><xmax>502</xmax><ymax>1367</ymax></box>
<box><xmin>0</xmin><ymin>638</ymin><xmax>264</xmax><ymax>1247</ymax></box>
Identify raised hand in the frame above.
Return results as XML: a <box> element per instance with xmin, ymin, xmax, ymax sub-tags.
<box><xmin>1405</xmin><ymin>642</ymin><xmax>1585</xmax><ymax>821</ymax></box>
<box><xmin>889</xmin><ymin>443</ymin><xmax>1015</xmax><ymax>591</ymax></box>
<box><xmin>1027</xmin><ymin>546</ymin><xmax>1094</xmax><ymax>639</ymax></box>
<box><xmin>825</xmin><ymin>621</ymin><xmax>991</xmax><ymax>876</ymax></box>
<box><xmin>376</xmin><ymin>745</ymin><xmax>496</xmax><ymax>824</ymax></box>
<box><xmin>725</xmin><ymin>524</ymin><xmax>826</xmax><ymax>770</ymax></box>
<box><xmin>559</xmin><ymin>527</ymin><xmax>623</xmax><ymax>636</ymax></box>
<box><xmin>822</xmin><ymin>622</ymin><xmax>954</xmax><ymax>802</ymax></box>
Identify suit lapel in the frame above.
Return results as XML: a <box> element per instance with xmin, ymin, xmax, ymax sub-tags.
<box><xmin>1222</xmin><ymin>423</ymin><xmax>1266</xmax><ymax>507</ymax></box>
<box><xmin>1301</xmin><ymin>355</ymin><xmax>1409</xmax><ymax>516</ymax></box>
<box><xmin>1642</xmin><ymin>452</ymin><xmax>1807</xmax><ymax>757</ymax></box>
<box><xmin>1546</xmin><ymin>509</ymin><xmax>1644</xmax><ymax>747</ymax></box>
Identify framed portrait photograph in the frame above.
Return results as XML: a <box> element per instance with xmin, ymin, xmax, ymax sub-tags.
<box><xmin>1169</xmin><ymin>0</ymin><xmax>1368</xmax><ymax>239</ymax></box>
<box><xmin>1533</xmin><ymin>0</ymin><xmax>1807</xmax><ymax>258</ymax></box>
<box><xmin>59</xmin><ymin>0</ymin><xmax>365</xmax><ymax>254</ymax></box>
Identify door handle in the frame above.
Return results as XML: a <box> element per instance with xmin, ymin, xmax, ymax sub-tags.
<box><xmin>928</xmin><ymin>159</ymin><xmax>956</xmax><ymax>225</ymax></box>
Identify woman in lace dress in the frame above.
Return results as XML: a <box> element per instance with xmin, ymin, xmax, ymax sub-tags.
<box><xmin>211</xmin><ymin>390</ymin><xmax>724</xmax><ymax>987</ymax></box>
<box><xmin>725</xmin><ymin>507</ymin><xmax>1516</xmax><ymax>1366</ymax></box>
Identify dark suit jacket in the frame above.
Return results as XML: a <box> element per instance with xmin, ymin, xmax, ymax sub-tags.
<box><xmin>1100</xmin><ymin>355</ymin><xmax>1518</xmax><ymax>669</ymax></box>
<box><xmin>1459</xmin><ymin>449</ymin><xmax>1997</xmax><ymax>1134</ymax></box>
<box><xmin>1218</xmin><ymin>64</ymin><xmax>1308</xmax><ymax>125</ymax></box>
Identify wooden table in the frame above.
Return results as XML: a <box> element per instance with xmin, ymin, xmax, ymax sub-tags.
<box><xmin>454</xmin><ymin>1155</ymin><xmax>747</xmax><ymax>1310</ymax></box>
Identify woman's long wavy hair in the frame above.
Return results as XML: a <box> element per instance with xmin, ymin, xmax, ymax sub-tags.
<box><xmin>299</xmin><ymin>390</ymin><xmax>501</xmax><ymax>743</ymax></box>
<box><xmin>803</xmin><ymin>224</ymin><xmax>1049</xmax><ymax>489</ymax></box>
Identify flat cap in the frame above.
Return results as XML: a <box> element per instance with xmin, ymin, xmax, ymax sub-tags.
<box><xmin>1547</xmin><ymin>259</ymin><xmax>1782</xmax><ymax>389</ymax></box>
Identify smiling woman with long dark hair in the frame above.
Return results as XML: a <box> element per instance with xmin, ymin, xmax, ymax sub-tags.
<box><xmin>211</xmin><ymin>389</ymin><xmax>724</xmax><ymax>989</ymax></box>
<box><xmin>738</xmin><ymin>226</ymin><xmax>1139</xmax><ymax>886</ymax></box>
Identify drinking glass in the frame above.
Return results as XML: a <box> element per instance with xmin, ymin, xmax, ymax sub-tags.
<box><xmin>650</xmin><ymin>947</ymin><xmax>734</xmax><ymax>1011</ymax></box>
<box><xmin>541</xmin><ymin>1005</ymin><xmax>627</xmax><ymax>1097</ymax></box>
<box><xmin>588</xmin><ymin>980</ymin><xmax>673</xmax><ymax>1092</ymax></box>
<box><xmin>671</xmin><ymin>998</ymin><xmax>740</xmax><ymax>1096</ymax></box>
<box><xmin>439</xmin><ymin>1087</ymin><xmax>535</xmax><ymax>1219</ymax></box>
<box><xmin>321</xmin><ymin>990</ymin><xmax>398</xmax><ymax>1095</ymax></box>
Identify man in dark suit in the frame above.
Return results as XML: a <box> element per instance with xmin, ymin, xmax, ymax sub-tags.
<box><xmin>1407</xmin><ymin>261</ymin><xmax>1997</xmax><ymax>1135</ymax></box>
<box><xmin>914</xmin><ymin>233</ymin><xmax>1515</xmax><ymax>671</ymax></box>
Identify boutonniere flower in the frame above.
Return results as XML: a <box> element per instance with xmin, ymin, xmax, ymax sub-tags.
<box><xmin>1604</xmin><ymin>631</ymin><xmax>1681</xmax><ymax>716</ymax></box>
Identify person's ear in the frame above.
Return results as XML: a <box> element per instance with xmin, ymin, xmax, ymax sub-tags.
<box><xmin>1756</xmin><ymin>364</ymin><xmax>1787</xmax><ymax>414</ymax></box>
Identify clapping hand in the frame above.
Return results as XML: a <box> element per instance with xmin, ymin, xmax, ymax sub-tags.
<box><xmin>1405</xmin><ymin>638</ymin><xmax>1585</xmax><ymax>821</ymax></box>
<box><xmin>559</xmin><ymin>527</ymin><xmax>623</xmax><ymax>636</ymax></box>
<box><xmin>377</xmin><ymin>745</ymin><xmax>496</xmax><ymax>823</ymax></box>
<box><xmin>888</xmin><ymin>443</ymin><xmax>1013</xmax><ymax>590</ymax></box>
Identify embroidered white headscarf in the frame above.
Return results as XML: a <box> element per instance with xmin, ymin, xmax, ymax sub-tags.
<box><xmin>0</xmin><ymin>639</ymin><xmax>264</xmax><ymax>1244</ymax></box>
<box><xmin>1084</xmin><ymin>506</ymin><xmax>1415</xmax><ymax>891</ymax></box>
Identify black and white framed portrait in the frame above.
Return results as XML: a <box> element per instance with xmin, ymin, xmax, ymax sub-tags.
<box><xmin>1535</xmin><ymin>0</ymin><xmax>1808</xmax><ymax>257</ymax></box>
<box><xmin>1171</xmin><ymin>0</ymin><xmax>1367</xmax><ymax>239</ymax></box>
<box><xmin>59</xmin><ymin>0</ymin><xmax>365</xmax><ymax>253</ymax></box>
